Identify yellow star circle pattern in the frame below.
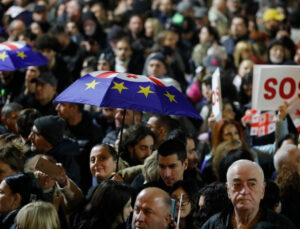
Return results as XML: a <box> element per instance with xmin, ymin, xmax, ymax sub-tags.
<box><xmin>85</xmin><ymin>80</ymin><xmax>100</xmax><ymax>90</ymax></box>
<box><xmin>111</xmin><ymin>81</ymin><xmax>128</xmax><ymax>94</ymax></box>
<box><xmin>137</xmin><ymin>86</ymin><xmax>154</xmax><ymax>98</ymax></box>
<box><xmin>0</xmin><ymin>52</ymin><xmax>8</xmax><ymax>61</ymax></box>
<box><xmin>17</xmin><ymin>51</ymin><xmax>27</xmax><ymax>59</ymax></box>
<box><xmin>165</xmin><ymin>91</ymin><xmax>177</xmax><ymax>103</ymax></box>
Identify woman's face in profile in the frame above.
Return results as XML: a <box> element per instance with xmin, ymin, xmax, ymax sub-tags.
<box><xmin>0</xmin><ymin>180</ymin><xmax>18</xmax><ymax>215</ymax></box>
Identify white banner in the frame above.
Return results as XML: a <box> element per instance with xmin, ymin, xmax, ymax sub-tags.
<box><xmin>252</xmin><ymin>65</ymin><xmax>300</xmax><ymax>111</ymax></box>
<box><xmin>212</xmin><ymin>68</ymin><xmax>222</xmax><ymax>122</ymax></box>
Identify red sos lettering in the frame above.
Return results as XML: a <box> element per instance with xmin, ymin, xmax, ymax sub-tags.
<box><xmin>264</xmin><ymin>77</ymin><xmax>300</xmax><ymax>100</ymax></box>
<box><xmin>212</xmin><ymin>87</ymin><xmax>220</xmax><ymax>106</ymax></box>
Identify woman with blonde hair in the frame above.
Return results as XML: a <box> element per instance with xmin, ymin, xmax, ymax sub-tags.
<box><xmin>144</xmin><ymin>17</ymin><xmax>163</xmax><ymax>40</ymax></box>
<box><xmin>233</xmin><ymin>41</ymin><xmax>255</xmax><ymax>68</ymax></box>
<box><xmin>16</xmin><ymin>201</ymin><xmax>60</xmax><ymax>229</ymax></box>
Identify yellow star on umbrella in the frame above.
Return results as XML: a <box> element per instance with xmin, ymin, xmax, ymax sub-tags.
<box><xmin>111</xmin><ymin>81</ymin><xmax>128</xmax><ymax>94</ymax></box>
<box><xmin>165</xmin><ymin>91</ymin><xmax>177</xmax><ymax>103</ymax></box>
<box><xmin>85</xmin><ymin>80</ymin><xmax>100</xmax><ymax>90</ymax></box>
<box><xmin>17</xmin><ymin>51</ymin><xmax>27</xmax><ymax>59</ymax></box>
<box><xmin>0</xmin><ymin>52</ymin><xmax>8</xmax><ymax>61</ymax></box>
<box><xmin>137</xmin><ymin>85</ymin><xmax>154</xmax><ymax>98</ymax></box>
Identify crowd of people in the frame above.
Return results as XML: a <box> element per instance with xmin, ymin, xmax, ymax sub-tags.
<box><xmin>0</xmin><ymin>0</ymin><xmax>300</xmax><ymax>228</ymax></box>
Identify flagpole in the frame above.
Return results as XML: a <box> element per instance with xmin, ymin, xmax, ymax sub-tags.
<box><xmin>116</xmin><ymin>109</ymin><xmax>126</xmax><ymax>172</ymax></box>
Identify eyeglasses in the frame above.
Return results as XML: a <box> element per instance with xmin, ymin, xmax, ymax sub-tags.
<box><xmin>30</xmin><ymin>129</ymin><xmax>41</xmax><ymax>137</ymax></box>
<box><xmin>171</xmin><ymin>196</ymin><xmax>190</xmax><ymax>206</ymax></box>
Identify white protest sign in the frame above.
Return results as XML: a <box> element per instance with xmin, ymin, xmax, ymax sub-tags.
<box><xmin>212</xmin><ymin>68</ymin><xmax>222</xmax><ymax>122</ymax></box>
<box><xmin>252</xmin><ymin>65</ymin><xmax>300</xmax><ymax>111</ymax></box>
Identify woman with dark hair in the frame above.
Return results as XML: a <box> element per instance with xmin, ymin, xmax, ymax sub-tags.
<box><xmin>191</xmin><ymin>25</ymin><xmax>220</xmax><ymax>68</ymax></box>
<box><xmin>170</xmin><ymin>179</ymin><xmax>199</xmax><ymax>229</ymax></box>
<box><xmin>78</xmin><ymin>180</ymin><xmax>132</xmax><ymax>229</ymax></box>
<box><xmin>195</xmin><ymin>183</ymin><xmax>229</xmax><ymax>227</ymax></box>
<box><xmin>0</xmin><ymin>173</ymin><xmax>41</xmax><ymax>229</ymax></box>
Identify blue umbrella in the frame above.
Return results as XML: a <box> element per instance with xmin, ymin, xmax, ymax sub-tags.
<box><xmin>55</xmin><ymin>71</ymin><xmax>201</xmax><ymax>171</ymax></box>
<box><xmin>54</xmin><ymin>71</ymin><xmax>201</xmax><ymax>119</ymax></box>
<box><xmin>0</xmin><ymin>42</ymin><xmax>48</xmax><ymax>71</ymax></box>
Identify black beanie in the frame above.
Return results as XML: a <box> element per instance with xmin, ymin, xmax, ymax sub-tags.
<box><xmin>34</xmin><ymin>115</ymin><xmax>66</xmax><ymax>146</ymax></box>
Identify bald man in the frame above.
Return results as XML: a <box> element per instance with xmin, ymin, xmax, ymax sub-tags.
<box><xmin>274</xmin><ymin>144</ymin><xmax>300</xmax><ymax>175</ymax></box>
<box><xmin>132</xmin><ymin>187</ymin><xmax>172</xmax><ymax>229</ymax></box>
<box><xmin>201</xmin><ymin>159</ymin><xmax>296</xmax><ymax>229</ymax></box>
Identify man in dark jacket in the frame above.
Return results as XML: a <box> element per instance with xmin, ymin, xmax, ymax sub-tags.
<box><xmin>29</xmin><ymin>115</ymin><xmax>81</xmax><ymax>185</ymax></box>
<box><xmin>201</xmin><ymin>159</ymin><xmax>296</xmax><ymax>229</ymax></box>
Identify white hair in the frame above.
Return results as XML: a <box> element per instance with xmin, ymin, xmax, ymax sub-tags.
<box><xmin>274</xmin><ymin>144</ymin><xmax>297</xmax><ymax>172</ymax></box>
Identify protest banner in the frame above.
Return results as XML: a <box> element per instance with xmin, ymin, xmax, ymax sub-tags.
<box><xmin>211</xmin><ymin>68</ymin><xmax>222</xmax><ymax>122</ymax></box>
<box><xmin>252</xmin><ymin>65</ymin><xmax>300</xmax><ymax>111</ymax></box>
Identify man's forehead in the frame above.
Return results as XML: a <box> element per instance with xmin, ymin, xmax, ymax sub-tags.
<box><xmin>158</xmin><ymin>154</ymin><xmax>179</xmax><ymax>163</ymax></box>
<box><xmin>136</xmin><ymin>192</ymin><xmax>161</xmax><ymax>209</ymax></box>
<box><xmin>227</xmin><ymin>162</ymin><xmax>263</xmax><ymax>182</ymax></box>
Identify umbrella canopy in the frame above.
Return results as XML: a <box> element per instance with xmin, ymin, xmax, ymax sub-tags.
<box><xmin>55</xmin><ymin>71</ymin><xmax>201</xmax><ymax>119</ymax></box>
<box><xmin>0</xmin><ymin>42</ymin><xmax>48</xmax><ymax>71</ymax></box>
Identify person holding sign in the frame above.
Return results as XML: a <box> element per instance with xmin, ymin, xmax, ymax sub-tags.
<box><xmin>170</xmin><ymin>180</ymin><xmax>199</xmax><ymax>229</ymax></box>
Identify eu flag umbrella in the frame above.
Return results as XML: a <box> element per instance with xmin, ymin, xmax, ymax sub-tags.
<box><xmin>54</xmin><ymin>71</ymin><xmax>201</xmax><ymax>171</ymax></box>
<box><xmin>0</xmin><ymin>42</ymin><xmax>48</xmax><ymax>71</ymax></box>
<box><xmin>54</xmin><ymin>71</ymin><xmax>201</xmax><ymax>119</ymax></box>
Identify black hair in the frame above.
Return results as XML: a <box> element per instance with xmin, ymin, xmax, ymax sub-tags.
<box><xmin>16</xmin><ymin>108</ymin><xmax>41</xmax><ymax>139</ymax></box>
<box><xmin>217</xmin><ymin>149</ymin><xmax>254</xmax><ymax>183</ymax></box>
<box><xmin>158</xmin><ymin>139</ymin><xmax>187</xmax><ymax>163</ymax></box>
<box><xmin>150</xmin><ymin>115</ymin><xmax>180</xmax><ymax>134</ymax></box>
<box><xmin>5</xmin><ymin>173</ymin><xmax>41</xmax><ymax>207</ymax></box>
<box><xmin>121</xmin><ymin>123</ymin><xmax>156</xmax><ymax>153</ymax></box>
<box><xmin>49</xmin><ymin>24</ymin><xmax>66</xmax><ymax>35</ymax></box>
<box><xmin>35</xmin><ymin>34</ymin><xmax>61</xmax><ymax>52</ymax></box>
<box><xmin>261</xmin><ymin>180</ymin><xmax>280</xmax><ymax>210</ymax></box>
<box><xmin>19</xmin><ymin>29</ymin><xmax>37</xmax><ymax>42</ymax></box>
<box><xmin>170</xmin><ymin>179</ymin><xmax>199</xmax><ymax>211</ymax></box>
<box><xmin>200</xmin><ymin>25</ymin><xmax>220</xmax><ymax>43</ymax></box>
<box><xmin>170</xmin><ymin>179</ymin><xmax>199</xmax><ymax>228</ymax></box>
<box><xmin>81</xmin><ymin>180</ymin><xmax>132</xmax><ymax>229</ymax></box>
<box><xmin>92</xmin><ymin>144</ymin><xmax>118</xmax><ymax>161</ymax></box>
<box><xmin>166</xmin><ymin>128</ymin><xmax>187</xmax><ymax>146</ymax></box>
<box><xmin>195</xmin><ymin>183</ymin><xmax>230</xmax><ymax>227</ymax></box>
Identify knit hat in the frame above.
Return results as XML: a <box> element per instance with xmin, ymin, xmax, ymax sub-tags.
<box><xmin>107</xmin><ymin>25</ymin><xmax>126</xmax><ymax>41</ymax></box>
<box><xmin>149</xmin><ymin>53</ymin><xmax>167</xmax><ymax>68</ymax></box>
<box><xmin>34</xmin><ymin>115</ymin><xmax>66</xmax><ymax>146</ymax></box>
